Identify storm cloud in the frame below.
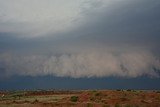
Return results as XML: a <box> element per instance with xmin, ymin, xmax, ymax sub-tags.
<box><xmin>0</xmin><ymin>0</ymin><xmax>160</xmax><ymax>78</ymax></box>
<box><xmin>0</xmin><ymin>47</ymin><xmax>160</xmax><ymax>78</ymax></box>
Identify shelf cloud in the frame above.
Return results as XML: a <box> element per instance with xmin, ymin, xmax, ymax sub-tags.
<box><xmin>0</xmin><ymin>0</ymin><xmax>160</xmax><ymax>79</ymax></box>
<box><xmin>0</xmin><ymin>47</ymin><xmax>160</xmax><ymax>78</ymax></box>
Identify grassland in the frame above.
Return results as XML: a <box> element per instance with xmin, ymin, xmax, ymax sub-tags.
<box><xmin>0</xmin><ymin>90</ymin><xmax>160</xmax><ymax>107</ymax></box>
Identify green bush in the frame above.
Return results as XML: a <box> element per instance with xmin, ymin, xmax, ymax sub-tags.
<box><xmin>87</xmin><ymin>103</ymin><xmax>93</xmax><ymax>107</ymax></box>
<box><xmin>95</xmin><ymin>92</ymin><xmax>102</xmax><ymax>96</ymax></box>
<box><xmin>115</xmin><ymin>103</ymin><xmax>121</xmax><ymax>107</ymax></box>
<box><xmin>92</xmin><ymin>90</ymin><xmax>97</xmax><ymax>93</ymax></box>
<box><xmin>90</xmin><ymin>97</ymin><xmax>94</xmax><ymax>101</ymax></box>
<box><xmin>70</xmin><ymin>96</ymin><xmax>79</xmax><ymax>102</ymax></box>
<box><xmin>125</xmin><ymin>104</ymin><xmax>131</xmax><ymax>107</ymax></box>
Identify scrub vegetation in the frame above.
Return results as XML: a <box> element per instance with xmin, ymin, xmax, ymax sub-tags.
<box><xmin>0</xmin><ymin>90</ymin><xmax>160</xmax><ymax>107</ymax></box>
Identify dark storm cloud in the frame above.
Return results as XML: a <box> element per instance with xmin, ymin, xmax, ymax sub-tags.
<box><xmin>72</xmin><ymin>0</ymin><xmax>160</xmax><ymax>44</ymax></box>
<box><xmin>0</xmin><ymin>0</ymin><xmax>160</xmax><ymax>78</ymax></box>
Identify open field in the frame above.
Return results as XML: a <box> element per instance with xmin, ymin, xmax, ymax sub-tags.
<box><xmin>0</xmin><ymin>90</ymin><xmax>160</xmax><ymax>107</ymax></box>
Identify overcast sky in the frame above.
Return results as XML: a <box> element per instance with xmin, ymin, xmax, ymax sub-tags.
<box><xmin>0</xmin><ymin>0</ymin><xmax>160</xmax><ymax>80</ymax></box>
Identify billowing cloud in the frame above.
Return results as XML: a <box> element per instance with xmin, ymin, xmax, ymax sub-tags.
<box><xmin>0</xmin><ymin>47</ymin><xmax>160</xmax><ymax>78</ymax></box>
<box><xmin>0</xmin><ymin>0</ymin><xmax>160</xmax><ymax>79</ymax></box>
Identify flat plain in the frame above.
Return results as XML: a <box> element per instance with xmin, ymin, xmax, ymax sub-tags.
<box><xmin>0</xmin><ymin>90</ymin><xmax>160</xmax><ymax>107</ymax></box>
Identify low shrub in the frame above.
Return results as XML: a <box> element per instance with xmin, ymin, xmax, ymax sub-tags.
<box><xmin>70</xmin><ymin>96</ymin><xmax>79</xmax><ymax>102</ymax></box>
<box><xmin>87</xmin><ymin>103</ymin><xmax>93</xmax><ymax>107</ymax></box>
<box><xmin>95</xmin><ymin>92</ymin><xmax>102</xmax><ymax>96</ymax></box>
<box><xmin>115</xmin><ymin>103</ymin><xmax>121</xmax><ymax>107</ymax></box>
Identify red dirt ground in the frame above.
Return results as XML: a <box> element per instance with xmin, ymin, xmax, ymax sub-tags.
<box><xmin>0</xmin><ymin>90</ymin><xmax>160</xmax><ymax>107</ymax></box>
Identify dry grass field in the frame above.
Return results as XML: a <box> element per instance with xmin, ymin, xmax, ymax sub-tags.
<box><xmin>0</xmin><ymin>90</ymin><xmax>160</xmax><ymax>107</ymax></box>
